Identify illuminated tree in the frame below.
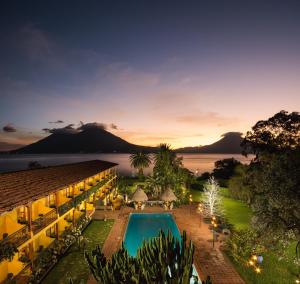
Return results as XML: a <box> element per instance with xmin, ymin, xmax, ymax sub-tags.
<box><xmin>203</xmin><ymin>177</ymin><xmax>221</xmax><ymax>216</ymax></box>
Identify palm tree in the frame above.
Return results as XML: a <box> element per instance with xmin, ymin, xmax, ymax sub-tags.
<box><xmin>145</xmin><ymin>175</ymin><xmax>161</xmax><ymax>197</ymax></box>
<box><xmin>153</xmin><ymin>144</ymin><xmax>179</xmax><ymax>190</ymax></box>
<box><xmin>129</xmin><ymin>152</ymin><xmax>151</xmax><ymax>179</ymax></box>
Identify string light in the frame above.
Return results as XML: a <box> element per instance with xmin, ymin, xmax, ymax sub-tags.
<box><xmin>255</xmin><ymin>267</ymin><xmax>261</xmax><ymax>274</ymax></box>
<box><xmin>248</xmin><ymin>254</ymin><xmax>263</xmax><ymax>274</ymax></box>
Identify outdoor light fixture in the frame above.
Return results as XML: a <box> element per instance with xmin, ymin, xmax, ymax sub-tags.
<box><xmin>189</xmin><ymin>195</ymin><xmax>193</xmax><ymax>214</ymax></box>
<box><xmin>248</xmin><ymin>254</ymin><xmax>263</xmax><ymax>274</ymax></box>
<box><xmin>255</xmin><ymin>267</ymin><xmax>261</xmax><ymax>274</ymax></box>
<box><xmin>197</xmin><ymin>203</ymin><xmax>203</xmax><ymax>213</ymax></box>
<box><xmin>211</xmin><ymin>217</ymin><xmax>218</xmax><ymax>248</ymax></box>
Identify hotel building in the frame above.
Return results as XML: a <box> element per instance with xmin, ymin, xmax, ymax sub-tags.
<box><xmin>0</xmin><ymin>160</ymin><xmax>117</xmax><ymax>283</ymax></box>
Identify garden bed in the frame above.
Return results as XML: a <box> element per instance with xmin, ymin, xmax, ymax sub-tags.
<box><xmin>42</xmin><ymin>220</ymin><xmax>114</xmax><ymax>284</ymax></box>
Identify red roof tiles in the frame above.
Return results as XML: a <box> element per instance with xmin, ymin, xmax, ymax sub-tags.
<box><xmin>0</xmin><ymin>160</ymin><xmax>117</xmax><ymax>213</ymax></box>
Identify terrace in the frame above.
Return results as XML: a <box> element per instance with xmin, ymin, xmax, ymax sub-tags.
<box><xmin>0</xmin><ymin>226</ymin><xmax>31</xmax><ymax>257</ymax></box>
<box><xmin>32</xmin><ymin>209</ymin><xmax>58</xmax><ymax>235</ymax></box>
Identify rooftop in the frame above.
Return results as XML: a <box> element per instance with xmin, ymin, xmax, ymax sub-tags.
<box><xmin>0</xmin><ymin>160</ymin><xmax>117</xmax><ymax>213</ymax></box>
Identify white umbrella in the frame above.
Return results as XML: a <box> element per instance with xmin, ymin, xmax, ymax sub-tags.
<box><xmin>161</xmin><ymin>188</ymin><xmax>177</xmax><ymax>202</ymax></box>
<box><xmin>131</xmin><ymin>187</ymin><xmax>148</xmax><ymax>202</ymax></box>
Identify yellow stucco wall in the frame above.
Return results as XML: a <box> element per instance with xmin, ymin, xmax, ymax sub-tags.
<box><xmin>32</xmin><ymin>198</ymin><xmax>52</xmax><ymax>220</ymax></box>
<box><xmin>33</xmin><ymin>231</ymin><xmax>54</xmax><ymax>253</ymax></box>
<box><xmin>58</xmin><ymin>219</ymin><xmax>69</xmax><ymax>237</ymax></box>
<box><xmin>57</xmin><ymin>188</ymin><xmax>71</xmax><ymax>206</ymax></box>
<box><xmin>0</xmin><ymin>210</ymin><xmax>24</xmax><ymax>238</ymax></box>
<box><xmin>0</xmin><ymin>251</ymin><xmax>24</xmax><ymax>283</ymax></box>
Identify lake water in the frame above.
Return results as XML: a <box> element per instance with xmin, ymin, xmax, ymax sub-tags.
<box><xmin>0</xmin><ymin>153</ymin><xmax>253</xmax><ymax>175</ymax></box>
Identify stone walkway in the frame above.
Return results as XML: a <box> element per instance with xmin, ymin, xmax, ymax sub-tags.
<box><xmin>92</xmin><ymin>205</ymin><xmax>245</xmax><ymax>284</ymax></box>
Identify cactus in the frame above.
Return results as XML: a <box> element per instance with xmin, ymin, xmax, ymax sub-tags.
<box><xmin>85</xmin><ymin>230</ymin><xmax>204</xmax><ymax>283</ymax></box>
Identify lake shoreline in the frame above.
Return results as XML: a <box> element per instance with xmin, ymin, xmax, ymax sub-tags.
<box><xmin>0</xmin><ymin>153</ymin><xmax>254</xmax><ymax>175</ymax></box>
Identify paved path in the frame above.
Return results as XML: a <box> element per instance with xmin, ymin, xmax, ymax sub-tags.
<box><xmin>92</xmin><ymin>205</ymin><xmax>245</xmax><ymax>284</ymax></box>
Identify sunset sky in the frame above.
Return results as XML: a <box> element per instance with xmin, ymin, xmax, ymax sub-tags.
<box><xmin>0</xmin><ymin>1</ymin><xmax>300</xmax><ymax>150</ymax></box>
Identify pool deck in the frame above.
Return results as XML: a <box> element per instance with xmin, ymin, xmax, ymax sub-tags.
<box><xmin>91</xmin><ymin>205</ymin><xmax>245</xmax><ymax>284</ymax></box>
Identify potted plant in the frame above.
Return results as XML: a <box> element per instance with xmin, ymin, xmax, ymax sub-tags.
<box><xmin>0</xmin><ymin>234</ymin><xmax>18</xmax><ymax>261</ymax></box>
<box><xmin>18</xmin><ymin>218</ymin><xmax>28</xmax><ymax>225</ymax></box>
<box><xmin>4</xmin><ymin>273</ymin><xmax>15</xmax><ymax>284</ymax></box>
<box><xmin>19</xmin><ymin>254</ymin><xmax>30</xmax><ymax>264</ymax></box>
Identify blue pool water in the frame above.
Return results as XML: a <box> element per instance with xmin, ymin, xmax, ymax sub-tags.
<box><xmin>124</xmin><ymin>213</ymin><xmax>181</xmax><ymax>256</ymax></box>
<box><xmin>124</xmin><ymin>213</ymin><xmax>199</xmax><ymax>283</ymax></box>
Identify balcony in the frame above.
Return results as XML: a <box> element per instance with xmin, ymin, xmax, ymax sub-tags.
<box><xmin>32</xmin><ymin>209</ymin><xmax>57</xmax><ymax>235</ymax></box>
<box><xmin>74</xmin><ymin>191</ymin><xmax>87</xmax><ymax>207</ymax></box>
<box><xmin>58</xmin><ymin>199</ymin><xmax>74</xmax><ymax>215</ymax></box>
<box><xmin>0</xmin><ymin>226</ymin><xmax>30</xmax><ymax>250</ymax></box>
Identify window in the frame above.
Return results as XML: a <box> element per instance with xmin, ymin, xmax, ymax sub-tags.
<box><xmin>47</xmin><ymin>194</ymin><xmax>56</xmax><ymax>208</ymax></box>
<box><xmin>17</xmin><ymin>206</ymin><xmax>27</xmax><ymax>224</ymax></box>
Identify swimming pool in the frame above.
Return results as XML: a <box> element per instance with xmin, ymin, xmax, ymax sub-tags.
<box><xmin>124</xmin><ymin>213</ymin><xmax>199</xmax><ymax>283</ymax></box>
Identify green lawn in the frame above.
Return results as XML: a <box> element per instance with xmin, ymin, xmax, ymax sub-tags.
<box><xmin>189</xmin><ymin>188</ymin><xmax>252</xmax><ymax>230</ymax></box>
<box><xmin>189</xmin><ymin>188</ymin><xmax>299</xmax><ymax>284</ymax></box>
<box><xmin>42</xmin><ymin>220</ymin><xmax>114</xmax><ymax>284</ymax></box>
<box><xmin>229</xmin><ymin>243</ymin><xmax>299</xmax><ymax>284</ymax></box>
<box><xmin>222</xmin><ymin>197</ymin><xmax>252</xmax><ymax>230</ymax></box>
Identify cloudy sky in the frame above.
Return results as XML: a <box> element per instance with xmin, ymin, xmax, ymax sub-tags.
<box><xmin>0</xmin><ymin>1</ymin><xmax>300</xmax><ymax>150</ymax></box>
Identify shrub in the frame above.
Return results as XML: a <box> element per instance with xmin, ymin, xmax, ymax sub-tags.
<box><xmin>226</xmin><ymin>229</ymin><xmax>264</xmax><ymax>264</ymax></box>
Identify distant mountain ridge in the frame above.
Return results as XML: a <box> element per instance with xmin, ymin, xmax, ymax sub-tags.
<box><xmin>13</xmin><ymin>128</ymin><xmax>156</xmax><ymax>154</ymax></box>
<box><xmin>11</xmin><ymin>129</ymin><xmax>243</xmax><ymax>154</ymax></box>
<box><xmin>176</xmin><ymin>132</ymin><xmax>243</xmax><ymax>154</ymax></box>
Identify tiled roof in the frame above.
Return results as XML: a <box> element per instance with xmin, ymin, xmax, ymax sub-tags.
<box><xmin>0</xmin><ymin>160</ymin><xmax>117</xmax><ymax>213</ymax></box>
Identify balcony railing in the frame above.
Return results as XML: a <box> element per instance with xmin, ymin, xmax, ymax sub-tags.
<box><xmin>0</xmin><ymin>225</ymin><xmax>30</xmax><ymax>249</ymax></box>
<box><xmin>74</xmin><ymin>191</ymin><xmax>87</xmax><ymax>207</ymax></box>
<box><xmin>32</xmin><ymin>209</ymin><xmax>57</xmax><ymax>235</ymax></box>
<box><xmin>58</xmin><ymin>199</ymin><xmax>74</xmax><ymax>215</ymax></box>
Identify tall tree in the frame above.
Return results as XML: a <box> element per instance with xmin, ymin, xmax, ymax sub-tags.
<box><xmin>242</xmin><ymin>110</ymin><xmax>300</xmax><ymax>157</ymax></box>
<box><xmin>153</xmin><ymin>144</ymin><xmax>183</xmax><ymax>190</ymax></box>
<box><xmin>129</xmin><ymin>152</ymin><xmax>151</xmax><ymax>179</ymax></box>
<box><xmin>250</xmin><ymin>150</ymin><xmax>300</xmax><ymax>237</ymax></box>
<box><xmin>241</xmin><ymin>111</ymin><xmax>300</xmax><ymax>263</ymax></box>
<box><xmin>213</xmin><ymin>158</ymin><xmax>241</xmax><ymax>180</ymax></box>
<box><xmin>228</xmin><ymin>164</ymin><xmax>253</xmax><ymax>204</ymax></box>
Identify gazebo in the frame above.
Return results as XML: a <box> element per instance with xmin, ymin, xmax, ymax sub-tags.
<box><xmin>161</xmin><ymin>188</ymin><xmax>177</xmax><ymax>210</ymax></box>
<box><xmin>131</xmin><ymin>186</ymin><xmax>148</xmax><ymax>210</ymax></box>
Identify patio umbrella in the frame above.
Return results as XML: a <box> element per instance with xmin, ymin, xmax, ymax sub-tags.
<box><xmin>161</xmin><ymin>188</ymin><xmax>177</xmax><ymax>202</ymax></box>
<box><xmin>131</xmin><ymin>187</ymin><xmax>148</xmax><ymax>202</ymax></box>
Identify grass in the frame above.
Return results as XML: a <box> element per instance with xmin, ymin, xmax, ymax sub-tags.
<box><xmin>190</xmin><ymin>188</ymin><xmax>251</xmax><ymax>230</ymax></box>
<box><xmin>222</xmin><ymin>197</ymin><xmax>252</xmax><ymax>230</ymax></box>
<box><xmin>229</xmin><ymin>243</ymin><xmax>299</xmax><ymax>284</ymax></box>
<box><xmin>189</xmin><ymin>188</ymin><xmax>299</xmax><ymax>283</ymax></box>
<box><xmin>42</xmin><ymin>220</ymin><xmax>114</xmax><ymax>284</ymax></box>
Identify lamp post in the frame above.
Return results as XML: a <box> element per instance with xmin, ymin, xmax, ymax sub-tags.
<box><xmin>189</xmin><ymin>194</ymin><xmax>193</xmax><ymax>215</ymax></box>
<box><xmin>197</xmin><ymin>203</ymin><xmax>203</xmax><ymax>227</ymax></box>
<box><xmin>211</xmin><ymin>216</ymin><xmax>217</xmax><ymax>248</ymax></box>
